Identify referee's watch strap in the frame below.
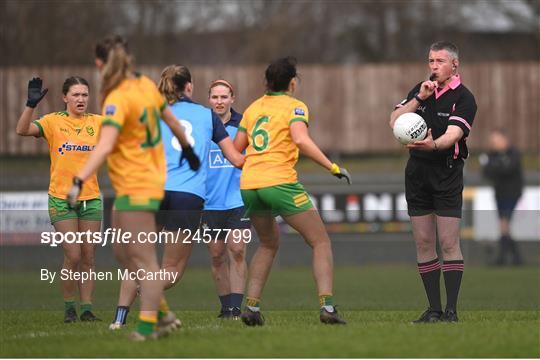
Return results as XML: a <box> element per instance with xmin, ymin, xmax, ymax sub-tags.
<box><xmin>414</xmin><ymin>92</ymin><xmax>424</xmax><ymax>103</ymax></box>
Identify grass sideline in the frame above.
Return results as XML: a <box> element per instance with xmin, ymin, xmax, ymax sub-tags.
<box><xmin>1</xmin><ymin>266</ymin><xmax>539</xmax><ymax>357</ymax></box>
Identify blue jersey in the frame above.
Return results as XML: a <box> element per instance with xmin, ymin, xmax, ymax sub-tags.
<box><xmin>161</xmin><ymin>97</ymin><xmax>228</xmax><ymax>199</ymax></box>
<box><xmin>205</xmin><ymin>109</ymin><xmax>244</xmax><ymax>210</ymax></box>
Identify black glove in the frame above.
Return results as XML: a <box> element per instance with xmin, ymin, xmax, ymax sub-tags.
<box><xmin>180</xmin><ymin>145</ymin><xmax>200</xmax><ymax>171</ymax></box>
<box><xmin>67</xmin><ymin>177</ymin><xmax>83</xmax><ymax>208</ymax></box>
<box><xmin>26</xmin><ymin>77</ymin><xmax>48</xmax><ymax>108</ymax></box>
<box><xmin>330</xmin><ymin>163</ymin><xmax>352</xmax><ymax>185</ymax></box>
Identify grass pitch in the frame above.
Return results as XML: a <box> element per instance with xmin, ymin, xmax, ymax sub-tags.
<box><xmin>1</xmin><ymin>265</ymin><xmax>539</xmax><ymax>357</ymax></box>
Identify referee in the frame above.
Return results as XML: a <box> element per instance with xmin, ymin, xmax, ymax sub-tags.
<box><xmin>390</xmin><ymin>41</ymin><xmax>477</xmax><ymax>323</ymax></box>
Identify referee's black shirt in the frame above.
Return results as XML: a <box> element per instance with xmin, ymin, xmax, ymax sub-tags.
<box><xmin>395</xmin><ymin>74</ymin><xmax>477</xmax><ymax>163</ymax></box>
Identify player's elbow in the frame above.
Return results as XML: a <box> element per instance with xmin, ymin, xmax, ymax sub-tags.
<box><xmin>291</xmin><ymin>134</ymin><xmax>308</xmax><ymax>147</ymax></box>
<box><xmin>446</xmin><ymin>132</ymin><xmax>463</xmax><ymax>146</ymax></box>
<box><xmin>16</xmin><ymin>126</ymin><xmax>30</xmax><ymax>136</ymax></box>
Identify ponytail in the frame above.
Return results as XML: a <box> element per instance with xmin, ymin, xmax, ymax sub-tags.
<box><xmin>95</xmin><ymin>35</ymin><xmax>133</xmax><ymax>106</ymax></box>
<box><xmin>158</xmin><ymin>65</ymin><xmax>192</xmax><ymax>104</ymax></box>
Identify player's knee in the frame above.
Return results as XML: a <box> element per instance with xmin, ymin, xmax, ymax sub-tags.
<box><xmin>229</xmin><ymin>247</ymin><xmax>246</xmax><ymax>263</ymax></box>
<box><xmin>80</xmin><ymin>254</ymin><xmax>95</xmax><ymax>269</ymax></box>
<box><xmin>130</xmin><ymin>254</ymin><xmax>158</xmax><ymax>271</ymax></box>
<box><xmin>310</xmin><ymin>236</ymin><xmax>331</xmax><ymax>249</ymax></box>
<box><xmin>64</xmin><ymin>252</ymin><xmax>81</xmax><ymax>267</ymax></box>
<box><xmin>414</xmin><ymin>229</ymin><xmax>435</xmax><ymax>244</ymax></box>
<box><xmin>210</xmin><ymin>253</ymin><xmax>226</xmax><ymax>268</ymax></box>
<box><xmin>415</xmin><ymin>238</ymin><xmax>435</xmax><ymax>253</ymax></box>
<box><xmin>440</xmin><ymin>239</ymin><xmax>460</xmax><ymax>255</ymax></box>
<box><xmin>260</xmin><ymin>237</ymin><xmax>279</xmax><ymax>252</ymax></box>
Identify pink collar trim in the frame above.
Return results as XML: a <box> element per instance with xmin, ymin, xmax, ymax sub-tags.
<box><xmin>435</xmin><ymin>74</ymin><xmax>461</xmax><ymax>99</ymax></box>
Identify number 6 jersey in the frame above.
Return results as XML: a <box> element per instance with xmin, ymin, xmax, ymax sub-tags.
<box><xmin>238</xmin><ymin>92</ymin><xmax>309</xmax><ymax>189</ymax></box>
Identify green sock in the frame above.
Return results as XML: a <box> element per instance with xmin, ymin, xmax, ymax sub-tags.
<box><xmin>158</xmin><ymin>298</ymin><xmax>169</xmax><ymax>320</ymax></box>
<box><xmin>319</xmin><ymin>294</ymin><xmax>334</xmax><ymax>308</ymax></box>
<box><xmin>246</xmin><ymin>297</ymin><xmax>261</xmax><ymax>311</ymax></box>
<box><xmin>80</xmin><ymin>303</ymin><xmax>92</xmax><ymax>313</ymax></box>
<box><xmin>136</xmin><ymin>319</ymin><xmax>156</xmax><ymax>336</ymax></box>
<box><xmin>64</xmin><ymin>300</ymin><xmax>76</xmax><ymax>312</ymax></box>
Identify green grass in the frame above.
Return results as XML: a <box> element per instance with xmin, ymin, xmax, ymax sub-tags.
<box><xmin>1</xmin><ymin>266</ymin><xmax>539</xmax><ymax>357</ymax></box>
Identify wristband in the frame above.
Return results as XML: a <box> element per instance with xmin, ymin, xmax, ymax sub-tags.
<box><xmin>73</xmin><ymin>177</ymin><xmax>84</xmax><ymax>188</ymax></box>
<box><xmin>330</xmin><ymin>163</ymin><xmax>340</xmax><ymax>175</ymax></box>
<box><xmin>414</xmin><ymin>92</ymin><xmax>424</xmax><ymax>103</ymax></box>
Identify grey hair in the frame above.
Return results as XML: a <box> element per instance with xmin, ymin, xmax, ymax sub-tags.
<box><xmin>430</xmin><ymin>41</ymin><xmax>459</xmax><ymax>60</ymax></box>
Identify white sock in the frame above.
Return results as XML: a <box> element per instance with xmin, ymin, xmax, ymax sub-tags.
<box><xmin>322</xmin><ymin>305</ymin><xmax>335</xmax><ymax>312</ymax></box>
<box><xmin>247</xmin><ymin>305</ymin><xmax>260</xmax><ymax>312</ymax></box>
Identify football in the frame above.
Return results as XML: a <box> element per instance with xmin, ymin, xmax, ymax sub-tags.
<box><xmin>393</xmin><ymin>112</ymin><xmax>428</xmax><ymax>145</ymax></box>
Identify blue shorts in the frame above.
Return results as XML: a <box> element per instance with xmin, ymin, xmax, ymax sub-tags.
<box><xmin>201</xmin><ymin>206</ymin><xmax>251</xmax><ymax>240</ymax></box>
<box><xmin>157</xmin><ymin>191</ymin><xmax>204</xmax><ymax>231</ymax></box>
<box><xmin>496</xmin><ymin>197</ymin><xmax>520</xmax><ymax>220</ymax></box>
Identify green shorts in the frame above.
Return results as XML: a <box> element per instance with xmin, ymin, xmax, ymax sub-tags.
<box><xmin>241</xmin><ymin>182</ymin><xmax>314</xmax><ymax>217</ymax></box>
<box><xmin>48</xmin><ymin>196</ymin><xmax>102</xmax><ymax>224</ymax></box>
<box><xmin>114</xmin><ymin>195</ymin><xmax>162</xmax><ymax>211</ymax></box>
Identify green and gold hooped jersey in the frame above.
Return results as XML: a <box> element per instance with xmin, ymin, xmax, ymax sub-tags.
<box><xmin>239</xmin><ymin>92</ymin><xmax>309</xmax><ymax>189</ymax></box>
<box><xmin>33</xmin><ymin>112</ymin><xmax>103</xmax><ymax>200</ymax></box>
<box><xmin>101</xmin><ymin>75</ymin><xmax>167</xmax><ymax>200</ymax></box>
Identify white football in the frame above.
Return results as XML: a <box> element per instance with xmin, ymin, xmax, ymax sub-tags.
<box><xmin>393</xmin><ymin>112</ymin><xmax>428</xmax><ymax>145</ymax></box>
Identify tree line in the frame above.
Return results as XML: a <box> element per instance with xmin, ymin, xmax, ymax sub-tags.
<box><xmin>2</xmin><ymin>0</ymin><xmax>539</xmax><ymax>67</ymax></box>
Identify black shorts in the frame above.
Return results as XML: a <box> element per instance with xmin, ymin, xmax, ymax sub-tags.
<box><xmin>201</xmin><ymin>206</ymin><xmax>251</xmax><ymax>240</ymax></box>
<box><xmin>405</xmin><ymin>156</ymin><xmax>464</xmax><ymax>218</ymax></box>
<box><xmin>157</xmin><ymin>191</ymin><xmax>204</xmax><ymax>231</ymax></box>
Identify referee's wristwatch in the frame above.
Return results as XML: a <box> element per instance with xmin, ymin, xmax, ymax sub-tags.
<box><xmin>413</xmin><ymin>92</ymin><xmax>425</xmax><ymax>103</ymax></box>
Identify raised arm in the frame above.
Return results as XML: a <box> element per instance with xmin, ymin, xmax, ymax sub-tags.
<box><xmin>16</xmin><ymin>107</ymin><xmax>41</xmax><ymax>137</ymax></box>
<box><xmin>16</xmin><ymin>78</ymin><xmax>49</xmax><ymax>137</ymax></box>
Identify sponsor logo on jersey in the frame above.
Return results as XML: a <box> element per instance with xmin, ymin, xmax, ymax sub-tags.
<box><xmin>209</xmin><ymin>150</ymin><xmax>233</xmax><ymax>168</ymax></box>
<box><xmin>294</xmin><ymin>107</ymin><xmax>305</xmax><ymax>116</ymax></box>
<box><xmin>58</xmin><ymin>142</ymin><xmax>96</xmax><ymax>155</ymax></box>
<box><xmin>105</xmin><ymin>105</ymin><xmax>116</xmax><ymax>116</ymax></box>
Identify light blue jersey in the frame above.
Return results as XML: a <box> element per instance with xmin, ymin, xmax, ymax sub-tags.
<box><xmin>205</xmin><ymin>109</ymin><xmax>244</xmax><ymax>210</ymax></box>
<box><xmin>161</xmin><ymin>98</ymin><xmax>228</xmax><ymax>199</ymax></box>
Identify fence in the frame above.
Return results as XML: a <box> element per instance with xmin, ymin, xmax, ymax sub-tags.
<box><xmin>1</xmin><ymin>62</ymin><xmax>538</xmax><ymax>155</ymax></box>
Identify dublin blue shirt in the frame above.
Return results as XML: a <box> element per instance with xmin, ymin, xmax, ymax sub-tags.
<box><xmin>161</xmin><ymin>97</ymin><xmax>228</xmax><ymax>199</ymax></box>
<box><xmin>204</xmin><ymin>109</ymin><xmax>244</xmax><ymax>210</ymax></box>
